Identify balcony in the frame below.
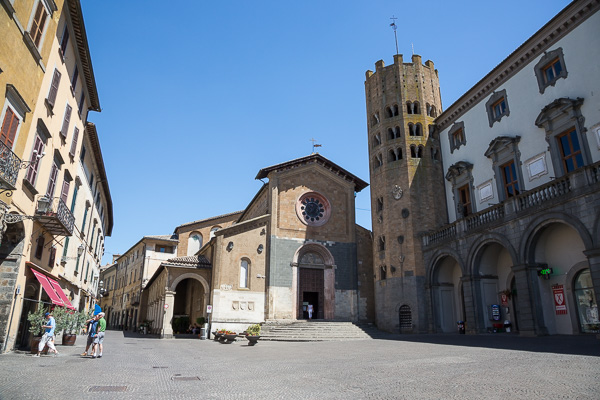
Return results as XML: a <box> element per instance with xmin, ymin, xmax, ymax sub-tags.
<box><xmin>422</xmin><ymin>161</ymin><xmax>600</xmax><ymax>247</ymax></box>
<box><xmin>36</xmin><ymin>197</ymin><xmax>75</xmax><ymax>236</ymax></box>
<box><xmin>130</xmin><ymin>293</ymin><xmax>140</xmax><ymax>306</ymax></box>
<box><xmin>0</xmin><ymin>140</ymin><xmax>21</xmax><ymax>194</ymax></box>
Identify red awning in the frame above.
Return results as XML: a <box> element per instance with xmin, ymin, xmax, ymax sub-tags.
<box><xmin>47</xmin><ymin>278</ymin><xmax>75</xmax><ymax>310</ymax></box>
<box><xmin>31</xmin><ymin>269</ymin><xmax>64</xmax><ymax>306</ymax></box>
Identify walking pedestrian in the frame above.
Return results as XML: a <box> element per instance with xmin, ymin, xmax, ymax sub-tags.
<box><xmin>34</xmin><ymin>312</ymin><xmax>59</xmax><ymax>357</ymax></box>
<box><xmin>81</xmin><ymin>315</ymin><xmax>98</xmax><ymax>357</ymax></box>
<box><xmin>95</xmin><ymin>312</ymin><xmax>106</xmax><ymax>358</ymax></box>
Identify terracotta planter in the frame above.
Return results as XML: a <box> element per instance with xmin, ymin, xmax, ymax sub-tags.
<box><xmin>62</xmin><ymin>333</ymin><xmax>77</xmax><ymax>346</ymax></box>
<box><xmin>30</xmin><ymin>336</ymin><xmax>49</xmax><ymax>354</ymax></box>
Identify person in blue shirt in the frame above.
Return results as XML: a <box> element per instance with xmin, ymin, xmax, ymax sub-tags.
<box><xmin>34</xmin><ymin>311</ymin><xmax>59</xmax><ymax>357</ymax></box>
<box><xmin>81</xmin><ymin>314</ymin><xmax>99</xmax><ymax>357</ymax></box>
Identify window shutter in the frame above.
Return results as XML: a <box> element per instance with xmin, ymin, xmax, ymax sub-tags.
<box><xmin>60</xmin><ymin>104</ymin><xmax>72</xmax><ymax>138</ymax></box>
<box><xmin>25</xmin><ymin>135</ymin><xmax>44</xmax><ymax>184</ymax></box>
<box><xmin>30</xmin><ymin>2</ymin><xmax>47</xmax><ymax>47</ymax></box>
<box><xmin>0</xmin><ymin>107</ymin><xmax>19</xmax><ymax>148</ymax></box>
<box><xmin>60</xmin><ymin>180</ymin><xmax>70</xmax><ymax>205</ymax></box>
<box><xmin>47</xmin><ymin>69</ymin><xmax>61</xmax><ymax>107</ymax></box>
<box><xmin>46</xmin><ymin>162</ymin><xmax>59</xmax><ymax>197</ymax></box>
<box><xmin>69</xmin><ymin>127</ymin><xmax>79</xmax><ymax>156</ymax></box>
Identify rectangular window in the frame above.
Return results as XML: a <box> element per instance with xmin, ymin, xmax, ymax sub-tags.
<box><xmin>71</xmin><ymin>66</ymin><xmax>79</xmax><ymax>93</ymax></box>
<box><xmin>47</xmin><ymin>69</ymin><xmax>61</xmax><ymax>107</ymax></box>
<box><xmin>60</xmin><ymin>25</ymin><xmax>69</xmax><ymax>56</ymax></box>
<box><xmin>376</xmin><ymin>197</ymin><xmax>383</xmax><ymax>212</ymax></box>
<box><xmin>78</xmin><ymin>91</ymin><xmax>85</xmax><ymax>113</ymax></box>
<box><xmin>48</xmin><ymin>246</ymin><xmax>56</xmax><ymax>267</ymax></box>
<box><xmin>452</xmin><ymin>128</ymin><xmax>464</xmax><ymax>146</ymax></box>
<box><xmin>29</xmin><ymin>2</ymin><xmax>48</xmax><ymax>48</ymax></box>
<box><xmin>557</xmin><ymin>129</ymin><xmax>584</xmax><ymax>173</ymax></box>
<box><xmin>70</xmin><ymin>184</ymin><xmax>78</xmax><ymax>213</ymax></box>
<box><xmin>458</xmin><ymin>184</ymin><xmax>472</xmax><ymax>216</ymax></box>
<box><xmin>85</xmin><ymin>262</ymin><xmax>89</xmax><ymax>282</ymax></box>
<box><xmin>60</xmin><ymin>104</ymin><xmax>72</xmax><ymax>138</ymax></box>
<box><xmin>492</xmin><ymin>98</ymin><xmax>506</xmax><ymax>119</ymax></box>
<box><xmin>25</xmin><ymin>135</ymin><xmax>44</xmax><ymax>185</ymax></box>
<box><xmin>81</xmin><ymin>206</ymin><xmax>88</xmax><ymax>231</ymax></box>
<box><xmin>35</xmin><ymin>235</ymin><xmax>44</xmax><ymax>259</ymax></box>
<box><xmin>240</xmin><ymin>260</ymin><xmax>249</xmax><ymax>288</ymax></box>
<box><xmin>0</xmin><ymin>106</ymin><xmax>19</xmax><ymax>149</ymax></box>
<box><xmin>46</xmin><ymin>161</ymin><xmax>59</xmax><ymax>197</ymax></box>
<box><xmin>543</xmin><ymin>58</ymin><xmax>562</xmax><ymax>84</ymax></box>
<box><xmin>62</xmin><ymin>237</ymin><xmax>70</xmax><ymax>258</ymax></box>
<box><xmin>80</xmin><ymin>145</ymin><xmax>86</xmax><ymax>162</ymax></box>
<box><xmin>501</xmin><ymin>160</ymin><xmax>520</xmax><ymax>198</ymax></box>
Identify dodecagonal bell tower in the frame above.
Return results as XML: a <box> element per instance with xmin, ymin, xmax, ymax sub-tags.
<box><xmin>365</xmin><ymin>54</ymin><xmax>447</xmax><ymax>333</ymax></box>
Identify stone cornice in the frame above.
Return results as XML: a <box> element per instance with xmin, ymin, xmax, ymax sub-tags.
<box><xmin>436</xmin><ymin>0</ymin><xmax>600</xmax><ymax>131</ymax></box>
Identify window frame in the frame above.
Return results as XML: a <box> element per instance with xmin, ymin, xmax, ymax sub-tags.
<box><xmin>534</xmin><ymin>48</ymin><xmax>568</xmax><ymax>94</ymax></box>
<box><xmin>239</xmin><ymin>258</ymin><xmax>250</xmax><ymax>289</ymax></box>
<box><xmin>485</xmin><ymin>90</ymin><xmax>510</xmax><ymax>127</ymax></box>
<box><xmin>484</xmin><ymin>136</ymin><xmax>523</xmax><ymax>202</ymax></box>
<box><xmin>448</xmin><ymin>121</ymin><xmax>466</xmax><ymax>153</ymax></box>
<box><xmin>445</xmin><ymin>161</ymin><xmax>476</xmax><ymax>219</ymax></box>
<box><xmin>557</xmin><ymin>128</ymin><xmax>584</xmax><ymax>173</ymax></box>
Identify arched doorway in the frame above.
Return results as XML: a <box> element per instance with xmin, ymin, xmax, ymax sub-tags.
<box><xmin>170</xmin><ymin>274</ymin><xmax>209</xmax><ymax>334</ymax></box>
<box><xmin>292</xmin><ymin>243</ymin><xmax>335</xmax><ymax>320</ymax></box>
<box><xmin>473</xmin><ymin>243</ymin><xmax>513</xmax><ymax>333</ymax></box>
<box><xmin>431</xmin><ymin>256</ymin><xmax>462</xmax><ymax>333</ymax></box>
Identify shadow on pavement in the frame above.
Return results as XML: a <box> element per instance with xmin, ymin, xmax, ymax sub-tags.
<box><xmin>388</xmin><ymin>333</ymin><xmax>600</xmax><ymax>357</ymax></box>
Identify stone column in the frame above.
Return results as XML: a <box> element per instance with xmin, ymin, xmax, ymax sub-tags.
<box><xmin>161</xmin><ymin>291</ymin><xmax>175</xmax><ymax>338</ymax></box>
<box><xmin>511</xmin><ymin>264</ymin><xmax>547</xmax><ymax>336</ymax></box>
<box><xmin>460</xmin><ymin>276</ymin><xmax>478</xmax><ymax>334</ymax></box>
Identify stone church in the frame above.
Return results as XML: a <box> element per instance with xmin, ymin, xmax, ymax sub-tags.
<box><xmin>143</xmin><ymin>154</ymin><xmax>374</xmax><ymax>336</ymax></box>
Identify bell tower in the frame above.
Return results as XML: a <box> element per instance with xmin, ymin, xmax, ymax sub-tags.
<box><xmin>365</xmin><ymin>54</ymin><xmax>447</xmax><ymax>333</ymax></box>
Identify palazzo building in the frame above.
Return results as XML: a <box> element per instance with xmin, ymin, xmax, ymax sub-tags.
<box><xmin>369</xmin><ymin>0</ymin><xmax>600</xmax><ymax>335</ymax></box>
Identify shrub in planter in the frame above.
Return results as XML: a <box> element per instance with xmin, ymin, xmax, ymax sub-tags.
<box><xmin>27</xmin><ymin>305</ymin><xmax>48</xmax><ymax>354</ymax></box>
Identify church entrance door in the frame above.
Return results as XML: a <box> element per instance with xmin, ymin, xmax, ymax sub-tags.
<box><xmin>298</xmin><ymin>268</ymin><xmax>324</xmax><ymax>320</ymax></box>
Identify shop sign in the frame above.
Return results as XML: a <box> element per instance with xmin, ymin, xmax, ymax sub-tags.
<box><xmin>500</xmin><ymin>294</ymin><xmax>508</xmax><ymax>306</ymax></box>
<box><xmin>491</xmin><ymin>304</ymin><xmax>501</xmax><ymax>321</ymax></box>
<box><xmin>553</xmin><ymin>285</ymin><xmax>567</xmax><ymax>315</ymax></box>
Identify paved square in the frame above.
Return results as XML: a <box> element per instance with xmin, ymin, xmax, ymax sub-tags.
<box><xmin>0</xmin><ymin>332</ymin><xmax>598</xmax><ymax>399</ymax></box>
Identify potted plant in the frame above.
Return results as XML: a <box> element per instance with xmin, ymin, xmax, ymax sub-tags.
<box><xmin>214</xmin><ymin>328</ymin><xmax>225</xmax><ymax>341</ymax></box>
<box><xmin>222</xmin><ymin>330</ymin><xmax>237</xmax><ymax>344</ymax></box>
<box><xmin>27</xmin><ymin>305</ymin><xmax>48</xmax><ymax>354</ymax></box>
<box><xmin>61</xmin><ymin>310</ymin><xmax>86</xmax><ymax>345</ymax></box>
<box><xmin>245</xmin><ymin>324</ymin><xmax>261</xmax><ymax>346</ymax></box>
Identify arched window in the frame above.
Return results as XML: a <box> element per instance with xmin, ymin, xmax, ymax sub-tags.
<box><xmin>406</xmin><ymin>102</ymin><xmax>413</xmax><ymax>114</ymax></box>
<box><xmin>240</xmin><ymin>259</ymin><xmax>250</xmax><ymax>288</ymax></box>
<box><xmin>393</xmin><ymin>104</ymin><xmax>399</xmax><ymax>116</ymax></box>
<box><xmin>374</xmin><ymin>154</ymin><xmax>383</xmax><ymax>169</ymax></box>
<box><xmin>387</xmin><ymin>128</ymin><xmax>395</xmax><ymax>141</ymax></box>
<box><xmin>408</xmin><ymin>123</ymin><xmax>415</xmax><ymax>136</ymax></box>
<box><xmin>414</xmin><ymin>102</ymin><xmax>421</xmax><ymax>114</ymax></box>
<box><xmin>417</xmin><ymin>145</ymin><xmax>424</xmax><ymax>158</ymax></box>
<box><xmin>210</xmin><ymin>226</ymin><xmax>221</xmax><ymax>239</ymax></box>
<box><xmin>372</xmin><ymin>132</ymin><xmax>381</xmax><ymax>147</ymax></box>
<box><xmin>415</xmin><ymin>123</ymin><xmax>423</xmax><ymax>136</ymax></box>
<box><xmin>410</xmin><ymin>145</ymin><xmax>417</xmax><ymax>158</ymax></box>
<box><xmin>385</xmin><ymin>106</ymin><xmax>393</xmax><ymax>118</ymax></box>
<box><xmin>371</xmin><ymin>113</ymin><xmax>380</xmax><ymax>127</ymax></box>
<box><xmin>394</xmin><ymin>126</ymin><xmax>401</xmax><ymax>139</ymax></box>
<box><xmin>188</xmin><ymin>232</ymin><xmax>203</xmax><ymax>256</ymax></box>
<box><xmin>388</xmin><ymin>149</ymin><xmax>398</xmax><ymax>162</ymax></box>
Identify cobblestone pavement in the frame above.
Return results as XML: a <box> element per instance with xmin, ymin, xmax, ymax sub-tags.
<box><xmin>0</xmin><ymin>331</ymin><xmax>599</xmax><ymax>399</ymax></box>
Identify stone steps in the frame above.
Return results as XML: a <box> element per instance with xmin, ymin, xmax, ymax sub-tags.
<box><xmin>259</xmin><ymin>321</ymin><xmax>387</xmax><ymax>342</ymax></box>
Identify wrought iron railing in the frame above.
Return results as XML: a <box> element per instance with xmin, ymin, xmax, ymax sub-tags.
<box><xmin>0</xmin><ymin>140</ymin><xmax>21</xmax><ymax>190</ymax></box>
<box><xmin>36</xmin><ymin>197</ymin><xmax>75</xmax><ymax>236</ymax></box>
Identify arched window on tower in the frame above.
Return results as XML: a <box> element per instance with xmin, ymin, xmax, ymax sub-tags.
<box><xmin>415</xmin><ymin>123</ymin><xmax>423</xmax><ymax>136</ymax></box>
<box><xmin>426</xmin><ymin>103</ymin><xmax>432</xmax><ymax>116</ymax></box>
<box><xmin>417</xmin><ymin>145</ymin><xmax>424</xmax><ymax>158</ymax></box>
<box><xmin>394</xmin><ymin>126</ymin><xmax>401</xmax><ymax>139</ymax></box>
<box><xmin>373</xmin><ymin>132</ymin><xmax>381</xmax><ymax>147</ymax></box>
<box><xmin>406</xmin><ymin>102</ymin><xmax>413</xmax><ymax>114</ymax></box>
<box><xmin>373</xmin><ymin>154</ymin><xmax>383</xmax><ymax>169</ymax></box>
<box><xmin>410</xmin><ymin>144</ymin><xmax>417</xmax><ymax>158</ymax></box>
<box><xmin>414</xmin><ymin>102</ymin><xmax>421</xmax><ymax>114</ymax></box>
<box><xmin>378</xmin><ymin>236</ymin><xmax>385</xmax><ymax>251</ymax></box>
<box><xmin>387</xmin><ymin>128</ymin><xmax>395</xmax><ymax>141</ymax></box>
<box><xmin>393</xmin><ymin>104</ymin><xmax>399</xmax><ymax>116</ymax></box>
<box><xmin>408</xmin><ymin>123</ymin><xmax>415</xmax><ymax>136</ymax></box>
<box><xmin>388</xmin><ymin>149</ymin><xmax>399</xmax><ymax>162</ymax></box>
<box><xmin>385</xmin><ymin>106</ymin><xmax>393</xmax><ymax>118</ymax></box>
<box><xmin>371</xmin><ymin>112</ymin><xmax>380</xmax><ymax>127</ymax></box>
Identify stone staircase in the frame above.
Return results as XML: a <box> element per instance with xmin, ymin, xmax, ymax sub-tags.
<box><xmin>259</xmin><ymin>320</ymin><xmax>387</xmax><ymax>342</ymax></box>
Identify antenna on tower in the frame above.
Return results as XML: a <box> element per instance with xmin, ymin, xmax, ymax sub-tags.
<box><xmin>390</xmin><ymin>16</ymin><xmax>399</xmax><ymax>55</ymax></box>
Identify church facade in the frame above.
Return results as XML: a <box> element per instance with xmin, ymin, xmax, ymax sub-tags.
<box><xmin>142</xmin><ymin>154</ymin><xmax>374</xmax><ymax>337</ymax></box>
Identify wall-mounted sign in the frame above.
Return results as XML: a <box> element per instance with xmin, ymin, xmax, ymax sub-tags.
<box><xmin>553</xmin><ymin>285</ymin><xmax>567</xmax><ymax>315</ymax></box>
<box><xmin>491</xmin><ymin>304</ymin><xmax>501</xmax><ymax>321</ymax></box>
<box><xmin>501</xmin><ymin>294</ymin><xmax>509</xmax><ymax>306</ymax></box>
<box><xmin>164</xmin><ymin>304</ymin><xmax>169</xmax><ymax>310</ymax></box>
<box><xmin>207</xmin><ymin>305</ymin><xmax>213</xmax><ymax>314</ymax></box>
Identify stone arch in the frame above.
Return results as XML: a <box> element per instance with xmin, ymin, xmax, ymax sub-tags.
<box><xmin>428</xmin><ymin>251</ymin><xmax>464</xmax><ymax>333</ymax></box>
<box><xmin>292</xmin><ymin>242</ymin><xmax>335</xmax><ymax>267</ymax></box>
<box><xmin>426</xmin><ymin>248</ymin><xmax>466</xmax><ymax>286</ymax></box>
<box><xmin>520</xmin><ymin>212</ymin><xmax>593</xmax><ymax>263</ymax></box>
<box><xmin>169</xmin><ymin>272</ymin><xmax>210</xmax><ymax>293</ymax></box>
<box><xmin>467</xmin><ymin>233</ymin><xmax>518</xmax><ymax>276</ymax></box>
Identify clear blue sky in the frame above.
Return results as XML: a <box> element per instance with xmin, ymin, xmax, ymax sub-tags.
<box><xmin>81</xmin><ymin>0</ymin><xmax>570</xmax><ymax>264</ymax></box>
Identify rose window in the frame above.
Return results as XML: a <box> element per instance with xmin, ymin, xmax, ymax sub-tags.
<box><xmin>295</xmin><ymin>192</ymin><xmax>331</xmax><ymax>226</ymax></box>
